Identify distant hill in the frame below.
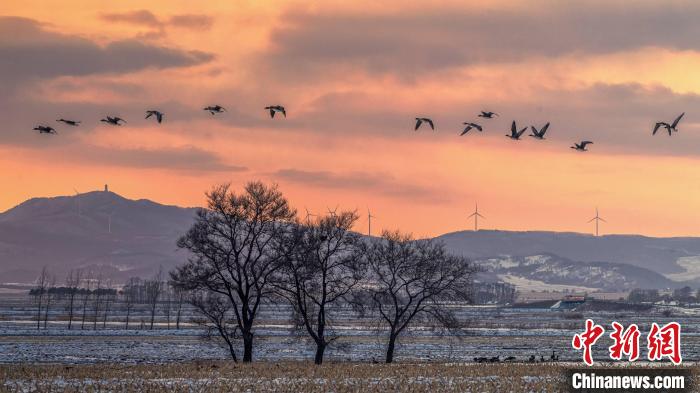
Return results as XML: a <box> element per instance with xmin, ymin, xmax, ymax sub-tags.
<box><xmin>3</xmin><ymin>192</ymin><xmax>700</xmax><ymax>288</ymax></box>
<box><xmin>0</xmin><ymin>190</ymin><xmax>196</xmax><ymax>283</ymax></box>
<box><xmin>436</xmin><ymin>230</ymin><xmax>700</xmax><ymax>277</ymax></box>
<box><xmin>474</xmin><ymin>254</ymin><xmax>679</xmax><ymax>291</ymax></box>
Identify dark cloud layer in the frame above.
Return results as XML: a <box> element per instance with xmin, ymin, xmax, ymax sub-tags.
<box><xmin>264</xmin><ymin>3</ymin><xmax>700</xmax><ymax>78</ymax></box>
<box><xmin>0</xmin><ymin>17</ymin><xmax>213</xmax><ymax>86</ymax></box>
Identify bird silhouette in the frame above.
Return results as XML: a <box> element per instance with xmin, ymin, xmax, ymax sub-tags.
<box><xmin>653</xmin><ymin>113</ymin><xmax>684</xmax><ymax>135</ymax></box>
<box><xmin>145</xmin><ymin>110</ymin><xmax>164</xmax><ymax>123</ymax></box>
<box><xmin>415</xmin><ymin>117</ymin><xmax>434</xmax><ymax>131</ymax></box>
<box><xmin>571</xmin><ymin>141</ymin><xmax>593</xmax><ymax>151</ymax></box>
<box><xmin>204</xmin><ymin>105</ymin><xmax>226</xmax><ymax>115</ymax></box>
<box><xmin>56</xmin><ymin>119</ymin><xmax>80</xmax><ymax>126</ymax></box>
<box><xmin>100</xmin><ymin>116</ymin><xmax>126</xmax><ymax>126</ymax></box>
<box><xmin>33</xmin><ymin>125</ymin><xmax>57</xmax><ymax>134</ymax></box>
<box><xmin>479</xmin><ymin>111</ymin><xmax>498</xmax><ymax>119</ymax></box>
<box><xmin>529</xmin><ymin>122</ymin><xmax>550</xmax><ymax>139</ymax></box>
<box><xmin>265</xmin><ymin>105</ymin><xmax>286</xmax><ymax>118</ymax></box>
<box><xmin>461</xmin><ymin>122</ymin><xmax>483</xmax><ymax>135</ymax></box>
<box><xmin>506</xmin><ymin>121</ymin><xmax>527</xmax><ymax>140</ymax></box>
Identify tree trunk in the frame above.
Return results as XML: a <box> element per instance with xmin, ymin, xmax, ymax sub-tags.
<box><xmin>385</xmin><ymin>333</ymin><xmax>397</xmax><ymax>363</ymax></box>
<box><xmin>242</xmin><ymin>333</ymin><xmax>254</xmax><ymax>362</ymax></box>
<box><xmin>125</xmin><ymin>308</ymin><xmax>130</xmax><ymax>330</ymax></box>
<box><xmin>314</xmin><ymin>341</ymin><xmax>326</xmax><ymax>365</ymax></box>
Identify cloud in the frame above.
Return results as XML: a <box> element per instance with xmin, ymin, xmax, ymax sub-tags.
<box><xmin>100</xmin><ymin>10</ymin><xmax>160</xmax><ymax>27</ymax></box>
<box><xmin>0</xmin><ymin>17</ymin><xmax>213</xmax><ymax>87</ymax></box>
<box><xmin>64</xmin><ymin>145</ymin><xmax>247</xmax><ymax>172</ymax></box>
<box><xmin>273</xmin><ymin>168</ymin><xmax>451</xmax><ymax>203</ymax></box>
<box><xmin>168</xmin><ymin>14</ymin><xmax>214</xmax><ymax>30</ymax></box>
<box><xmin>99</xmin><ymin>10</ymin><xmax>214</xmax><ymax>34</ymax></box>
<box><xmin>261</xmin><ymin>2</ymin><xmax>700</xmax><ymax>79</ymax></box>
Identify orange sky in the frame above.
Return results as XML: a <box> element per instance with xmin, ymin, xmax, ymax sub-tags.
<box><xmin>2</xmin><ymin>0</ymin><xmax>700</xmax><ymax>237</ymax></box>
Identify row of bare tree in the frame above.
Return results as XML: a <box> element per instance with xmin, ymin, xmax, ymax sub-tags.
<box><xmin>170</xmin><ymin>181</ymin><xmax>477</xmax><ymax>364</ymax></box>
<box><xmin>30</xmin><ymin>268</ymin><xmax>186</xmax><ymax>330</ymax></box>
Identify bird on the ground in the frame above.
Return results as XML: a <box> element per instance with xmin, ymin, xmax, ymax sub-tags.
<box><xmin>571</xmin><ymin>141</ymin><xmax>593</xmax><ymax>151</ymax></box>
<box><xmin>265</xmin><ymin>105</ymin><xmax>286</xmax><ymax>118</ymax></box>
<box><xmin>528</xmin><ymin>355</ymin><xmax>536</xmax><ymax>363</ymax></box>
<box><xmin>506</xmin><ymin>121</ymin><xmax>527</xmax><ymax>140</ymax></box>
<box><xmin>653</xmin><ymin>112</ymin><xmax>684</xmax><ymax>136</ymax></box>
<box><xmin>461</xmin><ymin>122</ymin><xmax>483</xmax><ymax>136</ymax></box>
<box><xmin>529</xmin><ymin>122</ymin><xmax>550</xmax><ymax>140</ymax></box>
<box><xmin>100</xmin><ymin>116</ymin><xmax>126</xmax><ymax>126</ymax></box>
<box><xmin>33</xmin><ymin>125</ymin><xmax>57</xmax><ymax>134</ymax></box>
<box><xmin>415</xmin><ymin>117</ymin><xmax>434</xmax><ymax>131</ymax></box>
<box><xmin>479</xmin><ymin>111</ymin><xmax>498</xmax><ymax>119</ymax></box>
<box><xmin>145</xmin><ymin>110</ymin><xmax>164</xmax><ymax>124</ymax></box>
<box><xmin>204</xmin><ymin>105</ymin><xmax>226</xmax><ymax>115</ymax></box>
<box><xmin>56</xmin><ymin>119</ymin><xmax>80</xmax><ymax>126</ymax></box>
<box><xmin>504</xmin><ymin>356</ymin><xmax>516</xmax><ymax>362</ymax></box>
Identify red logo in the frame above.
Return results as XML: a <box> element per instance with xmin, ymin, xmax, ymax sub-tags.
<box><xmin>647</xmin><ymin>322</ymin><xmax>682</xmax><ymax>365</ymax></box>
<box><xmin>572</xmin><ymin>319</ymin><xmax>605</xmax><ymax>366</ymax></box>
<box><xmin>609</xmin><ymin>322</ymin><xmax>640</xmax><ymax>361</ymax></box>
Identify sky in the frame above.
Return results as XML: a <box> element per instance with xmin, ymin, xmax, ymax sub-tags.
<box><xmin>2</xmin><ymin>0</ymin><xmax>700</xmax><ymax>238</ymax></box>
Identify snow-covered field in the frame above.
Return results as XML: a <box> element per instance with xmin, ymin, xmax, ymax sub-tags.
<box><xmin>4</xmin><ymin>295</ymin><xmax>700</xmax><ymax>365</ymax></box>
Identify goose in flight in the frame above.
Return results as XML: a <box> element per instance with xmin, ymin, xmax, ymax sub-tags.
<box><xmin>479</xmin><ymin>111</ymin><xmax>498</xmax><ymax>119</ymax></box>
<box><xmin>100</xmin><ymin>116</ymin><xmax>126</xmax><ymax>126</ymax></box>
<box><xmin>204</xmin><ymin>105</ymin><xmax>226</xmax><ymax>115</ymax></box>
<box><xmin>265</xmin><ymin>105</ymin><xmax>286</xmax><ymax>118</ymax></box>
<box><xmin>653</xmin><ymin>112</ymin><xmax>684</xmax><ymax>135</ymax></box>
<box><xmin>56</xmin><ymin>119</ymin><xmax>80</xmax><ymax>126</ymax></box>
<box><xmin>461</xmin><ymin>122</ymin><xmax>483</xmax><ymax>136</ymax></box>
<box><xmin>145</xmin><ymin>110</ymin><xmax>164</xmax><ymax>124</ymax></box>
<box><xmin>506</xmin><ymin>121</ymin><xmax>527</xmax><ymax>140</ymax></box>
<box><xmin>33</xmin><ymin>125</ymin><xmax>57</xmax><ymax>134</ymax></box>
<box><xmin>571</xmin><ymin>141</ymin><xmax>593</xmax><ymax>151</ymax></box>
<box><xmin>415</xmin><ymin>117</ymin><xmax>434</xmax><ymax>131</ymax></box>
<box><xmin>529</xmin><ymin>122</ymin><xmax>550</xmax><ymax>140</ymax></box>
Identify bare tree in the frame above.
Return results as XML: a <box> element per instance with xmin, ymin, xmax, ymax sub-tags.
<box><xmin>93</xmin><ymin>275</ymin><xmax>103</xmax><ymax>330</ymax></box>
<box><xmin>190</xmin><ymin>290</ymin><xmax>239</xmax><ymax>362</ymax></box>
<box><xmin>171</xmin><ymin>182</ymin><xmax>296</xmax><ymax>362</ymax></box>
<box><xmin>358</xmin><ymin>231</ymin><xmax>477</xmax><ymax>363</ymax></box>
<box><xmin>275</xmin><ymin>211</ymin><xmax>366</xmax><ymax>365</ymax></box>
<box><xmin>102</xmin><ymin>280</ymin><xmax>114</xmax><ymax>329</ymax></box>
<box><xmin>43</xmin><ymin>273</ymin><xmax>56</xmax><ymax>329</ymax></box>
<box><xmin>145</xmin><ymin>270</ymin><xmax>163</xmax><ymax>330</ymax></box>
<box><xmin>80</xmin><ymin>271</ymin><xmax>93</xmax><ymax>330</ymax></box>
<box><xmin>65</xmin><ymin>269</ymin><xmax>82</xmax><ymax>330</ymax></box>
<box><xmin>173</xmin><ymin>285</ymin><xmax>185</xmax><ymax>329</ymax></box>
<box><xmin>122</xmin><ymin>277</ymin><xmax>140</xmax><ymax>330</ymax></box>
<box><xmin>31</xmin><ymin>267</ymin><xmax>50</xmax><ymax>330</ymax></box>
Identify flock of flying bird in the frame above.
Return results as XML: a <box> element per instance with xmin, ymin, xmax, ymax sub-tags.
<box><xmin>33</xmin><ymin>106</ymin><xmax>686</xmax><ymax>153</ymax></box>
<box><xmin>414</xmin><ymin>110</ymin><xmax>687</xmax><ymax>151</ymax></box>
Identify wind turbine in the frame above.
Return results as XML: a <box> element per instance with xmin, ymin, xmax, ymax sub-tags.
<box><xmin>367</xmin><ymin>209</ymin><xmax>376</xmax><ymax>237</ymax></box>
<box><xmin>588</xmin><ymin>207</ymin><xmax>606</xmax><ymax>237</ymax></box>
<box><xmin>304</xmin><ymin>207</ymin><xmax>317</xmax><ymax>224</ymax></box>
<box><xmin>467</xmin><ymin>203</ymin><xmax>485</xmax><ymax>231</ymax></box>
<box><xmin>327</xmin><ymin>205</ymin><xmax>339</xmax><ymax>218</ymax></box>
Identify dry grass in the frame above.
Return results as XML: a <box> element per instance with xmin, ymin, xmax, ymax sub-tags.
<box><xmin>0</xmin><ymin>361</ymin><xmax>573</xmax><ymax>392</ymax></box>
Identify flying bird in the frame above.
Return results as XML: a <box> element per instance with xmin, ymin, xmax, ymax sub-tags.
<box><xmin>415</xmin><ymin>117</ymin><xmax>434</xmax><ymax>131</ymax></box>
<box><xmin>145</xmin><ymin>110</ymin><xmax>164</xmax><ymax>124</ymax></box>
<box><xmin>529</xmin><ymin>122</ymin><xmax>550</xmax><ymax>140</ymax></box>
<box><xmin>265</xmin><ymin>105</ymin><xmax>286</xmax><ymax>118</ymax></box>
<box><xmin>204</xmin><ymin>105</ymin><xmax>226</xmax><ymax>115</ymax></box>
<box><xmin>56</xmin><ymin>119</ymin><xmax>80</xmax><ymax>126</ymax></box>
<box><xmin>506</xmin><ymin>121</ymin><xmax>527</xmax><ymax>140</ymax></box>
<box><xmin>653</xmin><ymin>113</ymin><xmax>684</xmax><ymax>136</ymax></box>
<box><xmin>461</xmin><ymin>122</ymin><xmax>483</xmax><ymax>136</ymax></box>
<box><xmin>479</xmin><ymin>111</ymin><xmax>498</xmax><ymax>119</ymax></box>
<box><xmin>571</xmin><ymin>141</ymin><xmax>593</xmax><ymax>151</ymax></box>
<box><xmin>100</xmin><ymin>116</ymin><xmax>126</xmax><ymax>126</ymax></box>
<box><xmin>33</xmin><ymin>125</ymin><xmax>56</xmax><ymax>134</ymax></box>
